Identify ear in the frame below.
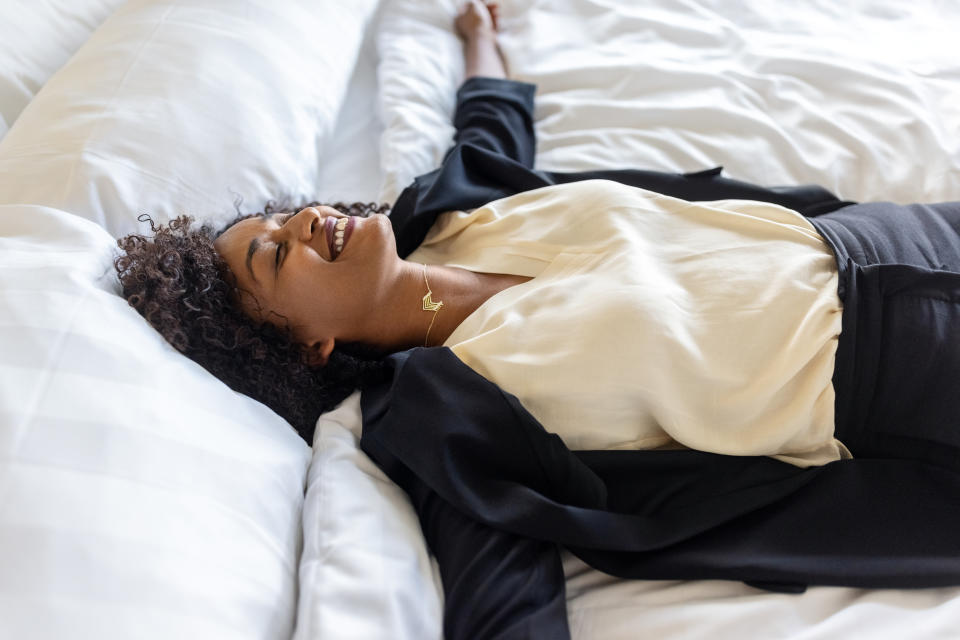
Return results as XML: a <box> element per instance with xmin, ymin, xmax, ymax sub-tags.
<box><xmin>304</xmin><ymin>337</ymin><xmax>336</xmax><ymax>367</ymax></box>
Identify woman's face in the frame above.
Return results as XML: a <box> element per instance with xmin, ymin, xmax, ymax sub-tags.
<box><xmin>213</xmin><ymin>206</ymin><xmax>397</xmax><ymax>363</ymax></box>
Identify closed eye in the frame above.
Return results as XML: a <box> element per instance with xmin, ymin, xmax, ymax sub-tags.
<box><xmin>273</xmin><ymin>213</ymin><xmax>294</xmax><ymax>272</ymax></box>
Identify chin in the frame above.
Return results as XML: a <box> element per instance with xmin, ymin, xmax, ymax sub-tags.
<box><xmin>370</xmin><ymin>214</ymin><xmax>398</xmax><ymax>254</ymax></box>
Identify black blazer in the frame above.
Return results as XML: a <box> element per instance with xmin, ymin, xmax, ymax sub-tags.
<box><xmin>359</xmin><ymin>77</ymin><xmax>960</xmax><ymax>640</ymax></box>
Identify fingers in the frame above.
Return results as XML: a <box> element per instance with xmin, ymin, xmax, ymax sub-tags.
<box><xmin>456</xmin><ymin>0</ymin><xmax>500</xmax><ymax>37</ymax></box>
<box><xmin>486</xmin><ymin>2</ymin><xmax>500</xmax><ymax>30</ymax></box>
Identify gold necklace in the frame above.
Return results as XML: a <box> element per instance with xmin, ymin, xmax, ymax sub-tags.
<box><xmin>422</xmin><ymin>263</ymin><xmax>444</xmax><ymax>347</ymax></box>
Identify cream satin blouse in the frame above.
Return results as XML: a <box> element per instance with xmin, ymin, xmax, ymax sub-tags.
<box><xmin>406</xmin><ymin>180</ymin><xmax>848</xmax><ymax>467</ymax></box>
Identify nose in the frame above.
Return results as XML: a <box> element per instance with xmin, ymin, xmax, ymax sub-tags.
<box><xmin>294</xmin><ymin>207</ymin><xmax>323</xmax><ymax>243</ymax></box>
<box><xmin>296</xmin><ymin>205</ymin><xmax>344</xmax><ymax>223</ymax></box>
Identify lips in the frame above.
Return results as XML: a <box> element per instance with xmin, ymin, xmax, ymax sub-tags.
<box><xmin>324</xmin><ymin>216</ymin><xmax>355</xmax><ymax>261</ymax></box>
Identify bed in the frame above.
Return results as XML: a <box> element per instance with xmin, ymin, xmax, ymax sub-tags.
<box><xmin>1</xmin><ymin>0</ymin><xmax>958</xmax><ymax>638</ymax></box>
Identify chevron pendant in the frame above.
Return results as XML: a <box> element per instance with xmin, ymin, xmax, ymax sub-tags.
<box><xmin>422</xmin><ymin>292</ymin><xmax>444</xmax><ymax>312</ymax></box>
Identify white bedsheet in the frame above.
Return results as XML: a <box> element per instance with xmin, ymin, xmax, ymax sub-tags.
<box><xmin>564</xmin><ymin>556</ymin><xmax>960</xmax><ymax>639</ymax></box>
<box><xmin>501</xmin><ymin>0</ymin><xmax>960</xmax><ymax>203</ymax></box>
<box><xmin>378</xmin><ymin>0</ymin><xmax>960</xmax><ymax>205</ymax></box>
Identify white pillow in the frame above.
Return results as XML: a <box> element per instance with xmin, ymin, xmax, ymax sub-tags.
<box><xmin>0</xmin><ymin>204</ymin><xmax>311</xmax><ymax>639</ymax></box>
<box><xmin>314</xmin><ymin>0</ymin><xmax>387</xmax><ymax>205</ymax></box>
<box><xmin>295</xmin><ymin>392</ymin><xmax>443</xmax><ymax>640</ymax></box>
<box><xmin>0</xmin><ymin>0</ymin><xmax>128</xmax><ymax>136</ymax></box>
<box><xmin>0</xmin><ymin>0</ymin><xmax>381</xmax><ymax>238</ymax></box>
<box><xmin>376</xmin><ymin>0</ymin><xmax>464</xmax><ymax>203</ymax></box>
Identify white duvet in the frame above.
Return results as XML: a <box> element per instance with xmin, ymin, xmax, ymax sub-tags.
<box><xmin>379</xmin><ymin>0</ymin><xmax>960</xmax><ymax>205</ymax></box>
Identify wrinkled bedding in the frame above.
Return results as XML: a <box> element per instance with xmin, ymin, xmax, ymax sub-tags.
<box><xmin>379</xmin><ymin>0</ymin><xmax>960</xmax><ymax>205</ymax></box>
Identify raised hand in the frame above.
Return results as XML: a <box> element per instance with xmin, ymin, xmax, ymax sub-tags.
<box><xmin>455</xmin><ymin>0</ymin><xmax>500</xmax><ymax>41</ymax></box>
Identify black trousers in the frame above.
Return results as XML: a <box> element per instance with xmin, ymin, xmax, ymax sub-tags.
<box><xmin>811</xmin><ymin>203</ymin><xmax>960</xmax><ymax>472</ymax></box>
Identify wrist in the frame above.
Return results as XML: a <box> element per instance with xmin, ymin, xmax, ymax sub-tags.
<box><xmin>464</xmin><ymin>29</ymin><xmax>497</xmax><ymax>45</ymax></box>
<box><xmin>462</xmin><ymin>27</ymin><xmax>507</xmax><ymax>79</ymax></box>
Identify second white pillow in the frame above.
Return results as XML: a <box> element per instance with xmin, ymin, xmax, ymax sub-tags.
<box><xmin>0</xmin><ymin>0</ymin><xmax>381</xmax><ymax>238</ymax></box>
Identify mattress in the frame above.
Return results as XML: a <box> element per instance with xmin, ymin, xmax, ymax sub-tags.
<box><xmin>1</xmin><ymin>0</ymin><xmax>959</xmax><ymax>638</ymax></box>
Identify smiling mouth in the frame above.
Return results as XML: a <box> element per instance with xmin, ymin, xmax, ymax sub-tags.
<box><xmin>325</xmin><ymin>216</ymin><xmax>355</xmax><ymax>260</ymax></box>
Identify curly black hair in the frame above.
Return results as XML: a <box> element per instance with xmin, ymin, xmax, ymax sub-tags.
<box><xmin>114</xmin><ymin>201</ymin><xmax>392</xmax><ymax>443</ymax></box>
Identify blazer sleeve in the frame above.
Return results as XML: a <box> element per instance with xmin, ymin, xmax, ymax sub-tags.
<box><xmin>358</xmin><ymin>348</ymin><xmax>815</xmax><ymax>638</ymax></box>
<box><xmin>360</xmin><ymin>347</ymin><xmax>576</xmax><ymax>640</ymax></box>
<box><xmin>398</xmin><ymin>469</ymin><xmax>571</xmax><ymax>640</ymax></box>
<box><xmin>361</xmin><ymin>347</ymin><xmax>960</xmax><ymax>601</ymax></box>
<box><xmin>447</xmin><ymin>76</ymin><xmax>537</xmax><ymax>168</ymax></box>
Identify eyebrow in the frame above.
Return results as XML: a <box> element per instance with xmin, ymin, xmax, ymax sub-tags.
<box><xmin>246</xmin><ymin>237</ymin><xmax>260</xmax><ymax>284</ymax></box>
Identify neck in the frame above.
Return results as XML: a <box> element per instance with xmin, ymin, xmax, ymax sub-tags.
<box><xmin>355</xmin><ymin>261</ymin><xmax>528</xmax><ymax>352</ymax></box>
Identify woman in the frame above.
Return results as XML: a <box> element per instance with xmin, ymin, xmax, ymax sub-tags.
<box><xmin>117</xmin><ymin>2</ymin><xmax>960</xmax><ymax>638</ymax></box>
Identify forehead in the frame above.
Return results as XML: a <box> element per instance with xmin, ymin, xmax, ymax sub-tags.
<box><xmin>220</xmin><ymin>214</ymin><xmax>270</xmax><ymax>243</ymax></box>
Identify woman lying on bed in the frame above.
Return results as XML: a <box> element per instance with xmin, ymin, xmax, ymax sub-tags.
<box><xmin>115</xmin><ymin>1</ymin><xmax>960</xmax><ymax>638</ymax></box>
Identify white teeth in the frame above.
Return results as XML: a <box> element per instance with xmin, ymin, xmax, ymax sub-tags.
<box><xmin>332</xmin><ymin>217</ymin><xmax>347</xmax><ymax>258</ymax></box>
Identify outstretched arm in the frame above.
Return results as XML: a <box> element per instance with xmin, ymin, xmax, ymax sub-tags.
<box><xmin>455</xmin><ymin>0</ymin><xmax>507</xmax><ymax>79</ymax></box>
<box><xmin>387</xmin><ymin>1</ymin><xmax>537</xmax><ymax>256</ymax></box>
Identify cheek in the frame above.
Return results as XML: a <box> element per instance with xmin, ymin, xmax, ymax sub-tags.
<box><xmin>272</xmin><ymin>274</ymin><xmax>311</xmax><ymax>323</ymax></box>
<box><xmin>273</xmin><ymin>258</ymin><xmax>330</xmax><ymax>325</ymax></box>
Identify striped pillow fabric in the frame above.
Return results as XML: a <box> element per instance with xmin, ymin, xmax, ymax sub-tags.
<box><xmin>0</xmin><ymin>204</ymin><xmax>311</xmax><ymax>640</ymax></box>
